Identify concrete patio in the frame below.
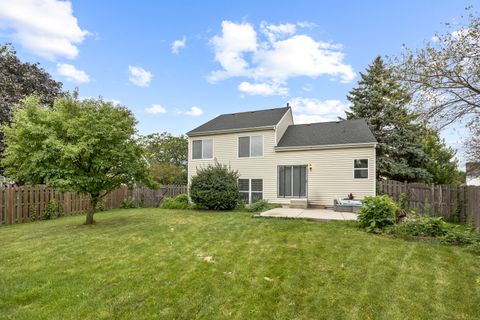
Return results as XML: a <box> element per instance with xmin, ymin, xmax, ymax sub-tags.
<box><xmin>260</xmin><ymin>207</ymin><xmax>358</xmax><ymax>221</ymax></box>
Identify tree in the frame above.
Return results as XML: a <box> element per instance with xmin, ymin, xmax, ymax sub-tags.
<box><xmin>465</xmin><ymin>121</ymin><xmax>480</xmax><ymax>166</ymax></box>
<box><xmin>138</xmin><ymin>132</ymin><xmax>188</xmax><ymax>184</ymax></box>
<box><xmin>394</xmin><ymin>8</ymin><xmax>480</xmax><ymax>127</ymax></box>
<box><xmin>0</xmin><ymin>44</ymin><xmax>63</xmax><ymax>164</ymax></box>
<box><xmin>2</xmin><ymin>95</ymin><xmax>152</xmax><ymax>224</ymax></box>
<box><xmin>149</xmin><ymin>162</ymin><xmax>187</xmax><ymax>185</ymax></box>
<box><xmin>346</xmin><ymin>56</ymin><xmax>431</xmax><ymax>182</ymax></box>
<box><xmin>421</xmin><ymin>126</ymin><xmax>464</xmax><ymax>184</ymax></box>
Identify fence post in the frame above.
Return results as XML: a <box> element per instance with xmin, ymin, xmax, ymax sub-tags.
<box><xmin>6</xmin><ymin>186</ymin><xmax>14</xmax><ymax>224</ymax></box>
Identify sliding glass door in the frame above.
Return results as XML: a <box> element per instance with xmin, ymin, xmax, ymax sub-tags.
<box><xmin>278</xmin><ymin>165</ymin><xmax>307</xmax><ymax>198</ymax></box>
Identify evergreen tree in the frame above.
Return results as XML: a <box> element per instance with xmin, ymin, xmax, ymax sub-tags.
<box><xmin>421</xmin><ymin>126</ymin><xmax>464</xmax><ymax>185</ymax></box>
<box><xmin>346</xmin><ymin>56</ymin><xmax>431</xmax><ymax>182</ymax></box>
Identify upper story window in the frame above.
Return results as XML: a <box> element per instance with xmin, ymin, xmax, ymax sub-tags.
<box><xmin>238</xmin><ymin>135</ymin><xmax>263</xmax><ymax>158</ymax></box>
<box><xmin>192</xmin><ymin>139</ymin><xmax>213</xmax><ymax>159</ymax></box>
<box><xmin>354</xmin><ymin>159</ymin><xmax>368</xmax><ymax>179</ymax></box>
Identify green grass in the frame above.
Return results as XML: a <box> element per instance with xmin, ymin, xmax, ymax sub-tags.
<box><xmin>1</xmin><ymin>209</ymin><xmax>479</xmax><ymax>320</ymax></box>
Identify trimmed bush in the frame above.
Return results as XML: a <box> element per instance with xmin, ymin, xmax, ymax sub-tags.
<box><xmin>358</xmin><ymin>195</ymin><xmax>398</xmax><ymax>233</ymax></box>
<box><xmin>189</xmin><ymin>163</ymin><xmax>239</xmax><ymax>210</ymax></box>
<box><xmin>161</xmin><ymin>194</ymin><xmax>192</xmax><ymax>209</ymax></box>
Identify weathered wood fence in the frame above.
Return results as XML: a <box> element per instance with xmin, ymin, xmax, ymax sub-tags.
<box><xmin>0</xmin><ymin>184</ymin><xmax>187</xmax><ymax>226</ymax></box>
<box><xmin>378</xmin><ymin>180</ymin><xmax>480</xmax><ymax>229</ymax></box>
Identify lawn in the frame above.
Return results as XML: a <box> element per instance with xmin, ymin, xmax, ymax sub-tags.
<box><xmin>1</xmin><ymin>209</ymin><xmax>479</xmax><ymax>320</ymax></box>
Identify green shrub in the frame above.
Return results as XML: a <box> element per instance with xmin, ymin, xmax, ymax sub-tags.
<box><xmin>236</xmin><ymin>200</ymin><xmax>247</xmax><ymax>211</ymax></box>
<box><xmin>440</xmin><ymin>226</ymin><xmax>480</xmax><ymax>245</ymax></box>
<box><xmin>29</xmin><ymin>207</ymin><xmax>38</xmax><ymax>221</ymax></box>
<box><xmin>245</xmin><ymin>199</ymin><xmax>278</xmax><ymax>213</ymax></box>
<box><xmin>120</xmin><ymin>196</ymin><xmax>136</xmax><ymax>209</ymax></box>
<box><xmin>189</xmin><ymin>163</ymin><xmax>239</xmax><ymax>210</ymax></box>
<box><xmin>42</xmin><ymin>199</ymin><xmax>58</xmax><ymax>220</ymax></box>
<box><xmin>392</xmin><ymin>216</ymin><xmax>449</xmax><ymax>238</ymax></box>
<box><xmin>358</xmin><ymin>195</ymin><xmax>398</xmax><ymax>233</ymax></box>
<box><xmin>388</xmin><ymin>215</ymin><xmax>480</xmax><ymax>249</ymax></box>
<box><xmin>161</xmin><ymin>194</ymin><xmax>191</xmax><ymax>209</ymax></box>
<box><xmin>95</xmin><ymin>200</ymin><xmax>105</xmax><ymax>212</ymax></box>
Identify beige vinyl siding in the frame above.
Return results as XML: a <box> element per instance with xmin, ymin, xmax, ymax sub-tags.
<box><xmin>188</xmin><ymin>129</ymin><xmax>375</xmax><ymax>207</ymax></box>
<box><xmin>275</xmin><ymin>108</ymin><xmax>293</xmax><ymax>145</ymax></box>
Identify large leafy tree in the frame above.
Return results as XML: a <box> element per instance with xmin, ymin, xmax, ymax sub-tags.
<box><xmin>465</xmin><ymin>121</ymin><xmax>480</xmax><ymax>169</ymax></box>
<box><xmin>139</xmin><ymin>132</ymin><xmax>188</xmax><ymax>184</ymax></box>
<box><xmin>0</xmin><ymin>44</ymin><xmax>63</xmax><ymax>164</ymax></box>
<box><xmin>2</xmin><ymin>95</ymin><xmax>153</xmax><ymax>224</ymax></box>
<box><xmin>346</xmin><ymin>56</ymin><xmax>431</xmax><ymax>182</ymax></box>
<box><xmin>394</xmin><ymin>8</ymin><xmax>480</xmax><ymax>127</ymax></box>
<box><xmin>421</xmin><ymin>126</ymin><xmax>464</xmax><ymax>185</ymax></box>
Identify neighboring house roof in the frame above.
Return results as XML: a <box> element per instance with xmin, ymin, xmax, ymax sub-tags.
<box><xmin>276</xmin><ymin>119</ymin><xmax>377</xmax><ymax>149</ymax></box>
<box><xmin>186</xmin><ymin>106</ymin><xmax>290</xmax><ymax>136</ymax></box>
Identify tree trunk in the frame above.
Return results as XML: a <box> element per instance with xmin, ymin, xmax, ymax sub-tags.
<box><xmin>85</xmin><ymin>196</ymin><xmax>98</xmax><ymax>225</ymax></box>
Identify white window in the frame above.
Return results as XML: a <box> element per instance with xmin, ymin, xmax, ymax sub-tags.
<box><xmin>238</xmin><ymin>135</ymin><xmax>263</xmax><ymax>158</ymax></box>
<box><xmin>192</xmin><ymin>139</ymin><xmax>213</xmax><ymax>159</ymax></box>
<box><xmin>238</xmin><ymin>178</ymin><xmax>263</xmax><ymax>204</ymax></box>
<box><xmin>354</xmin><ymin>159</ymin><xmax>368</xmax><ymax>179</ymax></box>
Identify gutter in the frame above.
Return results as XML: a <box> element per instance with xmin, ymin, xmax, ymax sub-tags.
<box><xmin>274</xmin><ymin>142</ymin><xmax>378</xmax><ymax>152</ymax></box>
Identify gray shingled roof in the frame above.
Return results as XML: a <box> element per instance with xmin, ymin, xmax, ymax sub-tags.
<box><xmin>187</xmin><ymin>107</ymin><xmax>289</xmax><ymax>136</ymax></box>
<box><xmin>276</xmin><ymin>119</ymin><xmax>377</xmax><ymax>148</ymax></box>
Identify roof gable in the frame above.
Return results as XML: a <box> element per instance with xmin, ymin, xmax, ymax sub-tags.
<box><xmin>187</xmin><ymin>107</ymin><xmax>290</xmax><ymax>136</ymax></box>
<box><xmin>276</xmin><ymin>119</ymin><xmax>377</xmax><ymax>148</ymax></box>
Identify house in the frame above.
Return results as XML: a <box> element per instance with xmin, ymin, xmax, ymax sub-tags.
<box><xmin>186</xmin><ymin>105</ymin><xmax>377</xmax><ymax>208</ymax></box>
<box><xmin>466</xmin><ymin>162</ymin><xmax>480</xmax><ymax>186</ymax></box>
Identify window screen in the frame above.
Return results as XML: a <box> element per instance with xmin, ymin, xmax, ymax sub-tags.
<box><xmin>292</xmin><ymin>166</ymin><xmax>307</xmax><ymax>197</ymax></box>
<box><xmin>354</xmin><ymin>159</ymin><xmax>368</xmax><ymax>179</ymax></box>
<box><xmin>250</xmin><ymin>136</ymin><xmax>263</xmax><ymax>157</ymax></box>
<box><xmin>192</xmin><ymin>139</ymin><xmax>212</xmax><ymax>159</ymax></box>
<box><xmin>278</xmin><ymin>165</ymin><xmax>306</xmax><ymax>197</ymax></box>
<box><xmin>238</xmin><ymin>137</ymin><xmax>250</xmax><ymax>157</ymax></box>
<box><xmin>238</xmin><ymin>135</ymin><xmax>263</xmax><ymax>157</ymax></box>
<box><xmin>238</xmin><ymin>178</ymin><xmax>263</xmax><ymax>204</ymax></box>
<box><xmin>239</xmin><ymin>179</ymin><xmax>249</xmax><ymax>203</ymax></box>
<box><xmin>192</xmin><ymin>140</ymin><xmax>202</xmax><ymax>159</ymax></box>
<box><xmin>202</xmin><ymin>139</ymin><xmax>213</xmax><ymax>159</ymax></box>
<box><xmin>251</xmin><ymin>179</ymin><xmax>263</xmax><ymax>203</ymax></box>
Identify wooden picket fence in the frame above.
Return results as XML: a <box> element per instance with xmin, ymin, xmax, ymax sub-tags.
<box><xmin>378</xmin><ymin>180</ymin><xmax>480</xmax><ymax>229</ymax></box>
<box><xmin>0</xmin><ymin>184</ymin><xmax>187</xmax><ymax>226</ymax></box>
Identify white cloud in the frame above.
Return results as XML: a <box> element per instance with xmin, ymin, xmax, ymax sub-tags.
<box><xmin>208</xmin><ymin>20</ymin><xmax>355</xmax><ymax>95</ymax></box>
<box><xmin>208</xmin><ymin>21</ymin><xmax>257</xmax><ymax>82</ymax></box>
<box><xmin>289</xmin><ymin>97</ymin><xmax>349</xmax><ymax>124</ymax></box>
<box><xmin>180</xmin><ymin>106</ymin><xmax>203</xmax><ymax>117</ymax></box>
<box><xmin>297</xmin><ymin>21</ymin><xmax>317</xmax><ymax>29</ymax></box>
<box><xmin>57</xmin><ymin>63</ymin><xmax>90</xmax><ymax>83</ymax></box>
<box><xmin>302</xmin><ymin>84</ymin><xmax>313</xmax><ymax>91</ymax></box>
<box><xmin>128</xmin><ymin>66</ymin><xmax>153</xmax><ymax>87</ymax></box>
<box><xmin>0</xmin><ymin>0</ymin><xmax>88</xmax><ymax>60</ymax></box>
<box><xmin>171</xmin><ymin>36</ymin><xmax>186</xmax><ymax>54</ymax></box>
<box><xmin>260</xmin><ymin>22</ymin><xmax>297</xmax><ymax>42</ymax></box>
<box><xmin>253</xmin><ymin>35</ymin><xmax>355</xmax><ymax>83</ymax></box>
<box><xmin>145</xmin><ymin>104</ymin><xmax>166</xmax><ymax>114</ymax></box>
<box><xmin>238</xmin><ymin>81</ymin><xmax>288</xmax><ymax>96</ymax></box>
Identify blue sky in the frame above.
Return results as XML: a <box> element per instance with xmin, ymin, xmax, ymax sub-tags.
<box><xmin>0</xmin><ymin>0</ymin><xmax>473</xmax><ymax>161</ymax></box>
